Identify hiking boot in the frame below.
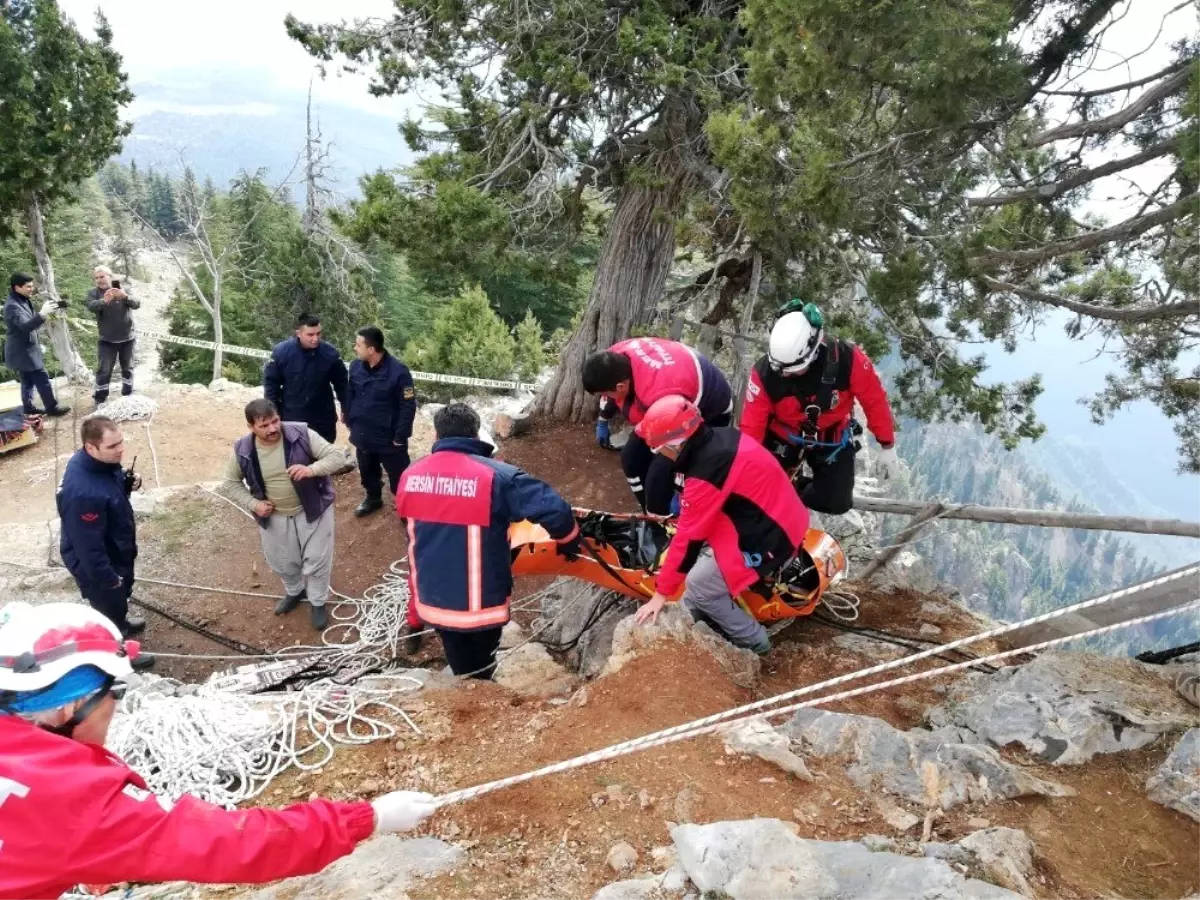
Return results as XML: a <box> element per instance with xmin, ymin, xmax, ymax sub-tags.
<box><xmin>748</xmin><ymin>635</ymin><xmax>772</xmax><ymax>656</ymax></box>
<box><xmin>24</xmin><ymin>407</ymin><xmax>46</xmax><ymax>416</ymax></box>
<box><xmin>310</xmin><ymin>604</ymin><xmax>329</xmax><ymax>631</ymax></box>
<box><xmin>131</xmin><ymin>652</ymin><xmax>156</xmax><ymax>671</ymax></box>
<box><xmin>120</xmin><ymin>615</ymin><xmax>146</xmax><ymax>637</ymax></box>
<box><xmin>1176</xmin><ymin>672</ymin><xmax>1199</xmax><ymax>708</ymax></box>
<box><xmin>399</xmin><ymin>623</ymin><xmax>423</xmax><ymax>656</ymax></box>
<box><xmin>46</xmin><ymin>405</ymin><xmax>71</xmax><ymax>417</ymax></box>
<box><xmin>354</xmin><ymin>496</ymin><xmax>384</xmax><ymax>517</ymax></box>
<box><xmin>275</xmin><ymin>589</ymin><xmax>306</xmax><ymax>616</ymax></box>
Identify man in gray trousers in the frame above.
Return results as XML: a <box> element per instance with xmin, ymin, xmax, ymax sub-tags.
<box><xmin>220</xmin><ymin>398</ymin><xmax>343</xmax><ymax>630</ymax></box>
<box><xmin>85</xmin><ymin>265</ymin><xmax>140</xmax><ymax>405</ymax></box>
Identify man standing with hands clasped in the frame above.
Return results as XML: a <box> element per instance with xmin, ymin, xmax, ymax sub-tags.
<box><xmin>85</xmin><ymin>266</ymin><xmax>140</xmax><ymax>405</ymax></box>
<box><xmin>345</xmin><ymin>326</ymin><xmax>416</xmax><ymax>517</ymax></box>
<box><xmin>221</xmin><ymin>399</ymin><xmax>346</xmax><ymax>630</ymax></box>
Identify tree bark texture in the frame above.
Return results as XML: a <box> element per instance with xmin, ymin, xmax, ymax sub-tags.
<box><xmin>535</xmin><ymin>179</ymin><xmax>686</xmax><ymax>421</ymax></box>
<box><xmin>23</xmin><ymin>192</ymin><xmax>88</xmax><ymax>382</ymax></box>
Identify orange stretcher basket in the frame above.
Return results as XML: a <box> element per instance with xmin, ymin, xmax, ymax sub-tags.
<box><xmin>509</xmin><ymin>508</ymin><xmax>847</xmax><ymax>623</ymax></box>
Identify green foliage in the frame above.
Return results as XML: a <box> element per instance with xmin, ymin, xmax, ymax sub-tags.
<box><xmin>0</xmin><ymin>0</ymin><xmax>132</xmax><ymax>238</ymax></box>
<box><xmin>405</xmin><ymin>284</ymin><xmax>515</xmax><ymax>381</ymax></box>
<box><xmin>513</xmin><ymin>309</ymin><xmax>546</xmax><ymax>381</ymax></box>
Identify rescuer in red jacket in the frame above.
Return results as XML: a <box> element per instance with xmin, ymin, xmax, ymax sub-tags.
<box><xmin>740</xmin><ymin>305</ymin><xmax>899</xmax><ymax>515</ymax></box>
<box><xmin>0</xmin><ymin>602</ymin><xmax>439</xmax><ymax>900</ymax></box>
<box><xmin>632</xmin><ymin>396</ymin><xmax>809</xmax><ymax>655</ymax></box>
<box><xmin>583</xmin><ymin>337</ymin><xmax>733</xmax><ymax>515</ymax></box>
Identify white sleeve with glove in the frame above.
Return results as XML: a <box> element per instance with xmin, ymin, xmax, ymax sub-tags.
<box><xmin>370</xmin><ymin>790</ymin><xmax>439</xmax><ymax>833</ymax></box>
<box><xmin>873</xmin><ymin>445</ymin><xmax>901</xmax><ymax>480</ymax></box>
<box><xmin>38</xmin><ymin>299</ymin><xmax>57</xmax><ymax>318</ymax></box>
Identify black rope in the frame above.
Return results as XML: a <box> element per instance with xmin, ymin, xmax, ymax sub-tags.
<box><xmin>1136</xmin><ymin>642</ymin><xmax>1200</xmax><ymax>665</ymax></box>
<box><xmin>810</xmin><ymin>612</ymin><xmax>1000</xmax><ymax>674</ymax></box>
<box><xmin>132</xmin><ymin>595</ymin><xmax>267</xmax><ymax>656</ymax></box>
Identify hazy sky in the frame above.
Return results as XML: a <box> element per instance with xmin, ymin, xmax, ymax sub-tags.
<box><xmin>58</xmin><ymin>0</ymin><xmax>410</xmax><ymax>117</ymax></box>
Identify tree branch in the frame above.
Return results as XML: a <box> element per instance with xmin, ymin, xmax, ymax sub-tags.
<box><xmin>967</xmin><ymin>138</ymin><xmax>1176</xmax><ymax>207</ymax></box>
<box><xmin>1030</xmin><ymin>68</ymin><xmax>1189</xmax><ymax>146</ymax></box>
<box><xmin>969</xmin><ymin>192</ymin><xmax>1197</xmax><ymax>268</ymax></box>
<box><xmin>1038</xmin><ymin>57</ymin><xmax>1189</xmax><ymax>98</ymax></box>
<box><xmin>982</xmin><ymin>277</ymin><xmax>1200</xmax><ymax>323</ymax></box>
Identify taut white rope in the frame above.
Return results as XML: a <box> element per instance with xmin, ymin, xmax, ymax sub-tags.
<box><xmin>434</xmin><ymin>599</ymin><xmax>1198</xmax><ymax>806</ymax></box>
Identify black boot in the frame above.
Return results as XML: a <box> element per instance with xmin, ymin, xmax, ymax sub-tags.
<box><xmin>275</xmin><ymin>588</ymin><xmax>306</xmax><ymax>615</ymax></box>
<box><xmin>354</xmin><ymin>496</ymin><xmax>384</xmax><ymax>517</ymax></box>
<box><xmin>131</xmin><ymin>652</ymin><xmax>156</xmax><ymax>671</ymax></box>
<box><xmin>310</xmin><ymin>603</ymin><xmax>329</xmax><ymax>631</ymax></box>
<box><xmin>398</xmin><ymin>623</ymin><xmax>423</xmax><ymax>656</ymax></box>
<box><xmin>120</xmin><ymin>614</ymin><xmax>146</xmax><ymax>637</ymax></box>
<box><xmin>46</xmin><ymin>405</ymin><xmax>71</xmax><ymax>417</ymax></box>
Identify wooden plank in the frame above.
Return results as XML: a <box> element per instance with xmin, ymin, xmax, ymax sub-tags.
<box><xmin>852</xmin><ymin>495</ymin><xmax>1200</xmax><ymax>539</ymax></box>
<box><xmin>859</xmin><ymin>500</ymin><xmax>946</xmax><ymax>582</ymax></box>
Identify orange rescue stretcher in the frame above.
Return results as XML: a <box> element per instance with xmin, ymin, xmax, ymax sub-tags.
<box><xmin>509</xmin><ymin>508</ymin><xmax>847</xmax><ymax>623</ymax></box>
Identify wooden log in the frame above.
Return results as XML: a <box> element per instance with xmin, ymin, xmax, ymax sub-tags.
<box><xmin>859</xmin><ymin>500</ymin><xmax>946</xmax><ymax>582</ymax></box>
<box><xmin>851</xmin><ymin>495</ymin><xmax>1200</xmax><ymax>539</ymax></box>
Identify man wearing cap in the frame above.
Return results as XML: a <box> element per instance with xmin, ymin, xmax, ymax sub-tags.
<box><xmin>0</xmin><ymin>601</ymin><xmax>437</xmax><ymax>900</ymax></box>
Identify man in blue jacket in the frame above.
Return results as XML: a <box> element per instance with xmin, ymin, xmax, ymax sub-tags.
<box><xmin>396</xmin><ymin>403</ymin><xmax>581</xmax><ymax>677</ymax></box>
<box><xmin>56</xmin><ymin>415</ymin><xmax>154</xmax><ymax>669</ymax></box>
<box><xmin>263</xmin><ymin>313</ymin><xmax>348</xmax><ymax>443</ymax></box>
<box><xmin>4</xmin><ymin>273</ymin><xmax>69</xmax><ymax>416</ymax></box>
<box><xmin>346</xmin><ymin>326</ymin><xmax>417</xmax><ymax>518</ymax></box>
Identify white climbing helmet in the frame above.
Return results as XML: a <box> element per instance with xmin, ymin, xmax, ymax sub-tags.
<box><xmin>768</xmin><ymin>311</ymin><xmax>824</xmax><ymax>376</ymax></box>
<box><xmin>0</xmin><ymin>601</ymin><xmax>136</xmax><ymax>694</ymax></box>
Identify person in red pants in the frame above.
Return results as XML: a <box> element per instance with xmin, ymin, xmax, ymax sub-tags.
<box><xmin>0</xmin><ymin>602</ymin><xmax>437</xmax><ymax>900</ymax></box>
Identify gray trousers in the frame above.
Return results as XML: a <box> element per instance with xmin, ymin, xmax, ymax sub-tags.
<box><xmin>258</xmin><ymin>506</ymin><xmax>334</xmax><ymax>606</ymax></box>
<box><xmin>682</xmin><ymin>548</ymin><xmax>769</xmax><ymax>649</ymax></box>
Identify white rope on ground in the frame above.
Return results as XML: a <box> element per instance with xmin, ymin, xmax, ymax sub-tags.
<box><xmin>433</xmin><ymin>599</ymin><xmax>1199</xmax><ymax>807</ymax></box>
<box><xmin>820</xmin><ymin>588</ymin><xmax>861</xmax><ymax>622</ymax></box>
<box><xmin>144</xmin><ymin>417</ymin><xmax>163</xmax><ymax>490</ymax></box>
<box><xmin>88</xmin><ymin>394</ymin><xmax>159</xmax><ymax>423</ymax></box>
<box><xmin>109</xmin><ymin>673</ymin><xmax>426</xmax><ymax>808</ymax></box>
<box><xmin>427</xmin><ymin>563</ymin><xmax>1198</xmax><ymax>801</ymax></box>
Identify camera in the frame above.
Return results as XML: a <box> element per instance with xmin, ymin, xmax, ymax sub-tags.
<box><xmin>55</xmin><ymin>298</ymin><xmax>69</xmax><ymax>308</ymax></box>
<box><xmin>112</xmin><ymin>280</ymin><xmax>122</xmax><ymax>289</ymax></box>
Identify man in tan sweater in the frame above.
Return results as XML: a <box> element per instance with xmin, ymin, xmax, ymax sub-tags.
<box><xmin>221</xmin><ymin>399</ymin><xmax>346</xmax><ymax>630</ymax></box>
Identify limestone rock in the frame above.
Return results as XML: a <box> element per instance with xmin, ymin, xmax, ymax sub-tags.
<box><xmin>606</xmin><ymin>841</ymin><xmax>639</xmax><ymax>874</ymax></box>
<box><xmin>671</xmin><ymin>819</ymin><xmax>1021</xmax><ymax>899</ymax></box>
<box><xmin>246</xmin><ymin>836</ymin><xmax>462</xmax><ymax>899</ymax></box>
<box><xmin>927</xmin><ymin>651</ymin><xmax>1197</xmax><ymax>764</ymax></box>
<box><xmin>592</xmin><ymin>878</ymin><xmax>660</xmax><ymax>900</ymax></box>
<box><xmin>536</xmin><ymin>580</ymin><xmax>637</xmax><ymax>677</ymax></box>
<box><xmin>785</xmin><ymin>709</ymin><xmax>1073</xmax><ymax>809</ymax></box>
<box><xmin>499</xmin><ymin>620</ymin><xmax>525</xmax><ymax>649</ymax></box>
<box><xmin>874</xmin><ymin>796</ymin><xmax>920</xmax><ymax>832</ymax></box>
<box><xmin>958</xmin><ymin>827</ymin><xmax>1037</xmax><ymax>896</ymax></box>
<box><xmin>721</xmin><ymin>719</ymin><xmax>813</xmax><ymax>780</ymax></box>
<box><xmin>1146</xmin><ymin>728</ymin><xmax>1200</xmax><ymax>822</ymax></box>
<box><xmin>605</xmin><ymin>603</ymin><xmax>760</xmax><ymax>688</ymax></box>
<box><xmin>493</xmin><ymin>641</ymin><xmax>577</xmax><ymax>697</ymax></box>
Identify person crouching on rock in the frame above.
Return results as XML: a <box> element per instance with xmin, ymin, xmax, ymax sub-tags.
<box><xmin>396</xmin><ymin>403</ymin><xmax>581</xmax><ymax>678</ymax></box>
<box><xmin>632</xmin><ymin>395</ymin><xmax>810</xmax><ymax>656</ymax></box>
<box><xmin>220</xmin><ymin>398</ymin><xmax>346</xmax><ymax>630</ymax></box>
<box><xmin>0</xmin><ymin>601</ymin><xmax>437</xmax><ymax>900</ymax></box>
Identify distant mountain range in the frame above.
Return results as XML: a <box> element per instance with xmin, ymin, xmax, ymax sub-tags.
<box><xmin>119</xmin><ymin>71</ymin><xmax>414</xmax><ymax>198</ymax></box>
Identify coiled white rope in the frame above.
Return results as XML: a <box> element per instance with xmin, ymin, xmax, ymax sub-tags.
<box><xmin>109</xmin><ymin>673</ymin><xmax>425</xmax><ymax>808</ymax></box>
<box><xmin>433</xmin><ymin>598</ymin><xmax>1199</xmax><ymax>807</ymax></box>
<box><xmin>89</xmin><ymin>393</ymin><xmax>158</xmax><ymax>423</ymax></box>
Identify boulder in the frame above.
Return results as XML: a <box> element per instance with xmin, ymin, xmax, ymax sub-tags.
<box><xmin>1146</xmin><ymin>728</ymin><xmax>1200</xmax><ymax>822</ymax></box>
<box><xmin>536</xmin><ymin>580</ymin><xmax>638</xmax><ymax>677</ymax></box>
<box><xmin>785</xmin><ymin>709</ymin><xmax>1073</xmax><ymax>809</ymax></box>
<box><xmin>592</xmin><ymin>878</ymin><xmax>661</xmax><ymax>900</ymax></box>
<box><xmin>721</xmin><ymin>719</ymin><xmax>813</xmax><ymax>781</ymax></box>
<box><xmin>927</xmin><ymin>652</ymin><xmax>1197</xmax><ymax>764</ymax></box>
<box><xmin>493</xmin><ymin>641</ymin><xmax>577</xmax><ymax>697</ymax></box>
<box><xmin>606</xmin><ymin>841</ymin><xmax>639</xmax><ymax>874</ymax></box>
<box><xmin>246</xmin><ymin>836</ymin><xmax>462</xmax><ymax>899</ymax></box>
<box><xmin>499</xmin><ymin>620</ymin><xmax>526</xmax><ymax>650</ymax></box>
<box><xmin>605</xmin><ymin>604</ymin><xmax>760</xmax><ymax>688</ymax></box>
<box><xmin>957</xmin><ymin>828</ymin><xmax>1037</xmax><ymax>897</ymax></box>
<box><xmin>671</xmin><ymin>819</ymin><xmax>1021</xmax><ymax>899</ymax></box>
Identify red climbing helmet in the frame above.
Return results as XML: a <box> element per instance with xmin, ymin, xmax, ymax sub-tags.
<box><xmin>635</xmin><ymin>395</ymin><xmax>703</xmax><ymax>452</ymax></box>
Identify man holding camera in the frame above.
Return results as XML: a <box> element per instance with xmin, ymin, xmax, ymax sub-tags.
<box><xmin>56</xmin><ymin>415</ymin><xmax>155</xmax><ymax>670</ymax></box>
<box><xmin>3</xmin><ymin>273</ymin><xmax>70</xmax><ymax>417</ymax></box>
<box><xmin>85</xmin><ymin>266</ymin><xmax>140</xmax><ymax>405</ymax></box>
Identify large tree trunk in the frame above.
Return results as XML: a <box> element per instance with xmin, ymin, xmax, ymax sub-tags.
<box><xmin>23</xmin><ymin>192</ymin><xmax>88</xmax><ymax>382</ymax></box>
<box><xmin>534</xmin><ymin>179</ymin><xmax>685</xmax><ymax>421</ymax></box>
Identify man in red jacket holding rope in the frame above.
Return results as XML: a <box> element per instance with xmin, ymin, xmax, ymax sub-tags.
<box><xmin>0</xmin><ymin>602</ymin><xmax>437</xmax><ymax>900</ymax></box>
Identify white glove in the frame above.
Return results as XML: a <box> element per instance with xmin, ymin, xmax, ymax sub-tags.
<box><xmin>370</xmin><ymin>790</ymin><xmax>438</xmax><ymax>833</ymax></box>
<box><xmin>873</xmin><ymin>445</ymin><xmax>901</xmax><ymax>480</ymax></box>
<box><xmin>38</xmin><ymin>299</ymin><xmax>56</xmax><ymax>318</ymax></box>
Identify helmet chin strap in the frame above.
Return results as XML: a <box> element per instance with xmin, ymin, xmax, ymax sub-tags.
<box><xmin>42</xmin><ymin>675</ymin><xmax>115</xmax><ymax>739</ymax></box>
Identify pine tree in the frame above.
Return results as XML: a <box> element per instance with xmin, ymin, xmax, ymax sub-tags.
<box><xmin>513</xmin><ymin>310</ymin><xmax>546</xmax><ymax>382</ymax></box>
